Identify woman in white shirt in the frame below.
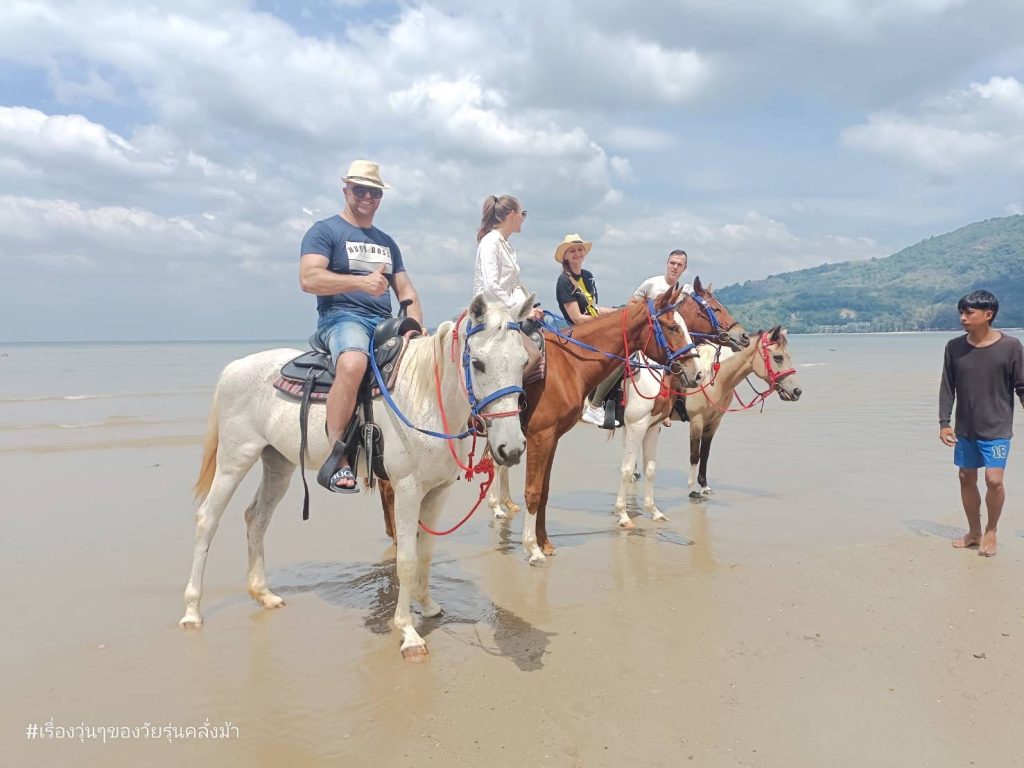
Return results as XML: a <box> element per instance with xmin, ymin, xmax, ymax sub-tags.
<box><xmin>473</xmin><ymin>195</ymin><xmax>543</xmax><ymax>321</ymax></box>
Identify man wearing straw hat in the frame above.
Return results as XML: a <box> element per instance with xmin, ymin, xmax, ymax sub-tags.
<box><xmin>299</xmin><ymin>160</ymin><xmax>423</xmax><ymax>494</ymax></box>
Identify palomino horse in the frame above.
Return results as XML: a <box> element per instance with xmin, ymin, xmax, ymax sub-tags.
<box><xmin>613</xmin><ymin>326</ymin><xmax>802</xmax><ymax>525</ymax></box>
<box><xmin>181</xmin><ymin>295</ymin><xmax>533</xmax><ymax>661</ymax></box>
<box><xmin>488</xmin><ymin>278</ymin><xmax>749</xmax><ymax>531</ymax></box>
<box><xmin>514</xmin><ymin>283</ymin><xmax>742</xmax><ymax>563</ymax></box>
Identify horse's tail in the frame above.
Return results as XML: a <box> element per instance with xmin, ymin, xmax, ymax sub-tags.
<box><xmin>193</xmin><ymin>389</ymin><xmax>219</xmax><ymax>502</ymax></box>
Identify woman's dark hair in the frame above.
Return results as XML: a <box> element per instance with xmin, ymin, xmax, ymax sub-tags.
<box><xmin>476</xmin><ymin>195</ymin><xmax>520</xmax><ymax>242</ymax></box>
<box><xmin>957</xmin><ymin>289</ymin><xmax>999</xmax><ymax>321</ymax></box>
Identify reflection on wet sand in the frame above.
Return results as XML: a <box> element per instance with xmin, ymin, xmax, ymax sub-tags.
<box><xmin>249</xmin><ymin>557</ymin><xmax>554</xmax><ymax>670</ymax></box>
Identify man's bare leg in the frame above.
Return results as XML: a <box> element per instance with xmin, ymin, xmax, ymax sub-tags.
<box><xmin>953</xmin><ymin>467</ymin><xmax>982</xmax><ymax>549</ymax></box>
<box><xmin>325</xmin><ymin>351</ymin><xmax>368</xmax><ymax>490</ymax></box>
<box><xmin>979</xmin><ymin>467</ymin><xmax>1005</xmax><ymax>557</ymax></box>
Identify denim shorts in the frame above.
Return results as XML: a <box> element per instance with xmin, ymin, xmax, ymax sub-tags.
<box><xmin>954</xmin><ymin>437</ymin><xmax>1011</xmax><ymax>470</ymax></box>
<box><xmin>317</xmin><ymin>311</ymin><xmax>381</xmax><ymax>362</ymax></box>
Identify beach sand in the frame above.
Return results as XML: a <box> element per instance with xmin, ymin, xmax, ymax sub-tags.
<box><xmin>3</xmin><ymin>358</ymin><xmax>1024</xmax><ymax>767</ymax></box>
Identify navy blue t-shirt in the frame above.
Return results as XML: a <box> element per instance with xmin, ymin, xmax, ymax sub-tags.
<box><xmin>300</xmin><ymin>215</ymin><xmax>406</xmax><ymax>319</ymax></box>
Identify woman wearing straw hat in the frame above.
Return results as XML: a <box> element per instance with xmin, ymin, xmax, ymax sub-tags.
<box><xmin>554</xmin><ymin>234</ymin><xmax>614</xmax><ymax>326</ymax></box>
<box><xmin>554</xmin><ymin>234</ymin><xmax>619</xmax><ymax>427</ymax></box>
<box><xmin>473</xmin><ymin>195</ymin><xmax>543</xmax><ymax>322</ymax></box>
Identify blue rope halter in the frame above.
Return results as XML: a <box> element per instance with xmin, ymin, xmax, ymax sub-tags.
<box><xmin>368</xmin><ymin>316</ymin><xmax>526</xmax><ymax>440</ymax></box>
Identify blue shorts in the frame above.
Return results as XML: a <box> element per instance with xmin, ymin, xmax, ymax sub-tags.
<box><xmin>953</xmin><ymin>437</ymin><xmax>1011</xmax><ymax>470</ymax></box>
<box><xmin>317</xmin><ymin>310</ymin><xmax>381</xmax><ymax>362</ymax></box>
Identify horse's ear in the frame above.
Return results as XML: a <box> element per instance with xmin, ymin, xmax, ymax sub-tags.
<box><xmin>769</xmin><ymin>325</ymin><xmax>782</xmax><ymax>342</ymax></box>
<box><xmin>706</xmin><ymin>282</ymin><xmax>714</xmax><ymax>292</ymax></box>
<box><xmin>657</xmin><ymin>285</ymin><xmax>680</xmax><ymax>310</ymax></box>
<box><xmin>514</xmin><ymin>292</ymin><xmax>536</xmax><ymax>323</ymax></box>
<box><xmin>469</xmin><ymin>293</ymin><xmax>487</xmax><ymax>324</ymax></box>
<box><xmin>693</xmin><ymin>275</ymin><xmax>703</xmax><ymax>293</ymax></box>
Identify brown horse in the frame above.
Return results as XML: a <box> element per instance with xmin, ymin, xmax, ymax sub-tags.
<box><xmin>517</xmin><ymin>278</ymin><xmax>747</xmax><ymax>562</ymax></box>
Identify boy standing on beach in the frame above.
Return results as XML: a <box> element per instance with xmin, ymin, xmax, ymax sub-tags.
<box><xmin>939</xmin><ymin>290</ymin><xmax>1024</xmax><ymax>556</ymax></box>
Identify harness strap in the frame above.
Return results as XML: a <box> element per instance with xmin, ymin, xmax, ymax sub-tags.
<box><xmin>298</xmin><ymin>369</ymin><xmax>320</xmax><ymax>521</ymax></box>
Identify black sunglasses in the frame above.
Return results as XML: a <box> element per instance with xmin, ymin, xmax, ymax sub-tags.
<box><xmin>521</xmin><ymin>210</ymin><xmax>527</xmax><ymax>219</ymax></box>
<box><xmin>348</xmin><ymin>185</ymin><xmax>384</xmax><ymax>200</ymax></box>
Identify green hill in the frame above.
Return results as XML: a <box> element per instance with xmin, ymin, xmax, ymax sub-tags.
<box><xmin>715</xmin><ymin>215</ymin><xmax>1024</xmax><ymax>333</ymax></box>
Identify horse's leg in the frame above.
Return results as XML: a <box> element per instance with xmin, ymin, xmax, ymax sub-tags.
<box><xmin>412</xmin><ymin>483</ymin><xmax>451</xmax><ymax>619</ymax></box>
<box><xmin>180</xmin><ymin>440</ymin><xmax>263</xmax><ymax>628</ymax></box>
<box><xmin>379</xmin><ymin>479</ymin><xmax>396</xmax><ymax>542</ymax></box>
<box><xmin>688</xmin><ymin>418</ymin><xmax>703</xmax><ymax>492</ymax></box>
<box><xmin>641</xmin><ymin>421</ymin><xmax>667</xmax><ymax>521</ymax></box>
<box><xmin>614</xmin><ymin>417</ymin><xmax>645</xmax><ymax>528</ymax></box>
<box><xmin>392</xmin><ymin>478</ymin><xmax>429</xmax><ymax>661</ymax></box>
<box><xmin>522</xmin><ymin>430</ymin><xmax>556</xmax><ymax>564</ymax></box>
<box><xmin>489</xmin><ymin>465</ymin><xmax>520</xmax><ymax>520</ymax></box>
<box><xmin>536</xmin><ymin>439</ymin><xmax>559</xmax><ymax>556</ymax></box>
<box><xmin>244</xmin><ymin>447</ymin><xmax>294</xmax><ymax>609</ymax></box>
<box><xmin>698</xmin><ymin>425</ymin><xmax>716</xmax><ymax>495</ymax></box>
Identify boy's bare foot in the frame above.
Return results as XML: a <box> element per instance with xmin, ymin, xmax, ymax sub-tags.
<box><xmin>952</xmin><ymin>532</ymin><xmax>981</xmax><ymax>549</ymax></box>
<box><xmin>978</xmin><ymin>530</ymin><xmax>998</xmax><ymax>557</ymax></box>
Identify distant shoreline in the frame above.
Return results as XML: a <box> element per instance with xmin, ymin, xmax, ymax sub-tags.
<box><xmin>3</xmin><ymin>328</ymin><xmax>1024</xmax><ymax>345</ymax></box>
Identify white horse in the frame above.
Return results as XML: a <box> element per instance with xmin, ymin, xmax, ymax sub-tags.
<box><xmin>180</xmin><ymin>294</ymin><xmax>533</xmax><ymax>661</ymax></box>
<box><xmin>612</xmin><ymin>327</ymin><xmax>802</xmax><ymax>526</ymax></box>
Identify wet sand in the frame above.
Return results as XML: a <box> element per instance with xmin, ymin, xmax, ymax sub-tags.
<box><xmin>4</xmin><ymin>347</ymin><xmax>1024</xmax><ymax>767</ymax></box>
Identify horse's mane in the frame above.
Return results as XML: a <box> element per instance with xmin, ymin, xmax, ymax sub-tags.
<box><xmin>399</xmin><ymin>320</ymin><xmax>454</xmax><ymax>416</ymax></box>
<box><xmin>397</xmin><ymin>300</ymin><xmax>517</xmax><ymax>417</ymax></box>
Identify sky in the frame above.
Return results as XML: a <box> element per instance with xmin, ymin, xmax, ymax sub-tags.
<box><xmin>1</xmin><ymin>0</ymin><xmax>1022</xmax><ymax>341</ymax></box>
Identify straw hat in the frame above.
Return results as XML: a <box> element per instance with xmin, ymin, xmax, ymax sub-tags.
<box><xmin>342</xmin><ymin>160</ymin><xmax>390</xmax><ymax>190</ymax></box>
<box><xmin>554</xmin><ymin>234</ymin><xmax>593</xmax><ymax>263</ymax></box>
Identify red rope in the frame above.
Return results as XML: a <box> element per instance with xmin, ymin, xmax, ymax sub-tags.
<box><xmin>416</xmin><ymin>349</ymin><xmax>496</xmax><ymax>536</ymax></box>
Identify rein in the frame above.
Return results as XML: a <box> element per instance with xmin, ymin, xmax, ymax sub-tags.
<box><xmin>371</xmin><ymin>312</ymin><xmax>521</xmax><ymax>537</ymax></box>
<box><xmin>369</xmin><ymin>315</ymin><xmax>525</xmax><ymax>440</ymax></box>
<box><xmin>416</xmin><ymin>356</ymin><xmax>496</xmax><ymax>536</ymax></box>
<box><xmin>537</xmin><ymin>300</ymin><xmax>694</xmax><ymax>371</ymax></box>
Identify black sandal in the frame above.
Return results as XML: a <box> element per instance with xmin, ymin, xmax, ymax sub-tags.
<box><xmin>317</xmin><ymin>440</ymin><xmax>360</xmax><ymax>494</ymax></box>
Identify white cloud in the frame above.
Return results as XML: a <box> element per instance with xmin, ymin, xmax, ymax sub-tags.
<box><xmin>841</xmin><ymin>76</ymin><xmax>1024</xmax><ymax>176</ymax></box>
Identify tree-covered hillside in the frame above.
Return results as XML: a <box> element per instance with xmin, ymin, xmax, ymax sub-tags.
<box><xmin>715</xmin><ymin>215</ymin><xmax>1024</xmax><ymax>333</ymax></box>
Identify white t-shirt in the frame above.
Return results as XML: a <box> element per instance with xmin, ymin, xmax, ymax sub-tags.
<box><xmin>473</xmin><ymin>229</ymin><xmax>528</xmax><ymax>310</ymax></box>
<box><xmin>632</xmin><ymin>274</ymin><xmax>693</xmax><ymax>301</ymax></box>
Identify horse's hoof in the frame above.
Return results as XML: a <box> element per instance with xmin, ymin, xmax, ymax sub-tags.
<box><xmin>420</xmin><ymin>602</ymin><xmax>442</xmax><ymax>618</ymax></box>
<box><xmin>619</xmin><ymin>519</ymin><xmax>636</xmax><ymax>529</ymax></box>
<box><xmin>541</xmin><ymin>542</ymin><xmax>556</xmax><ymax>556</ymax></box>
<box><xmin>689</xmin><ymin>490</ymin><xmax>701</xmax><ymax>499</ymax></box>
<box><xmin>401</xmin><ymin>645</ymin><xmax>430</xmax><ymax>663</ymax></box>
<box><xmin>651</xmin><ymin>511</ymin><xmax>668</xmax><ymax>522</ymax></box>
<box><xmin>255</xmin><ymin>593</ymin><xmax>285</xmax><ymax>609</ymax></box>
<box><xmin>528</xmin><ymin>552</ymin><xmax>546</xmax><ymax>566</ymax></box>
<box><xmin>492</xmin><ymin>509</ymin><xmax>508</xmax><ymax>520</ymax></box>
<box><xmin>701</xmin><ymin>487</ymin><xmax>713</xmax><ymax>495</ymax></box>
<box><xmin>179</xmin><ymin>615</ymin><xmax>203</xmax><ymax>629</ymax></box>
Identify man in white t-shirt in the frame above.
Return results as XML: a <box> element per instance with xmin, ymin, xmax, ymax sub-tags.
<box><xmin>631</xmin><ymin>249</ymin><xmax>692</xmax><ymax>302</ymax></box>
<box><xmin>582</xmin><ymin>248</ymin><xmax>693</xmax><ymax>427</ymax></box>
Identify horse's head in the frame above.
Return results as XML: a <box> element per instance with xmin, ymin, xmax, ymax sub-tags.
<box><xmin>462</xmin><ymin>292</ymin><xmax>532</xmax><ymax>466</ymax></box>
<box><xmin>752</xmin><ymin>326</ymin><xmax>802</xmax><ymax>401</ymax></box>
<box><xmin>646</xmin><ymin>286</ymin><xmax>702</xmax><ymax>388</ymax></box>
<box><xmin>681</xmin><ymin>276</ymin><xmax>750</xmax><ymax>351</ymax></box>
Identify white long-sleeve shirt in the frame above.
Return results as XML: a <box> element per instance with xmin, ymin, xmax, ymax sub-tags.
<box><xmin>473</xmin><ymin>229</ymin><xmax>528</xmax><ymax>310</ymax></box>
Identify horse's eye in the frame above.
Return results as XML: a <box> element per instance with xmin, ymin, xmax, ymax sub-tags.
<box><xmin>667</xmin><ymin>324</ymin><xmax>679</xmax><ymax>332</ymax></box>
<box><xmin>773</xmin><ymin>355</ymin><xmax>784</xmax><ymax>364</ymax></box>
<box><xmin>472</xmin><ymin>359</ymin><xmax>486</xmax><ymax>373</ymax></box>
